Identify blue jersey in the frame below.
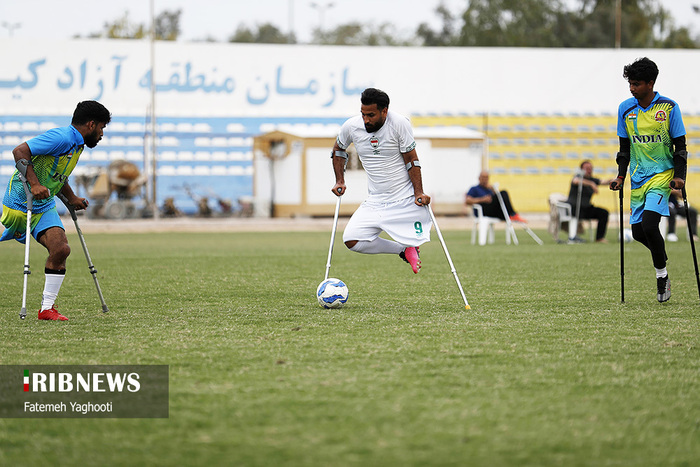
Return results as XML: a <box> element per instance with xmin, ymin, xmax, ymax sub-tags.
<box><xmin>466</xmin><ymin>184</ymin><xmax>494</xmax><ymax>216</ymax></box>
<box><xmin>617</xmin><ymin>92</ymin><xmax>686</xmax><ymax>189</ymax></box>
<box><xmin>466</xmin><ymin>185</ymin><xmax>493</xmax><ymax>199</ymax></box>
<box><xmin>3</xmin><ymin>125</ymin><xmax>85</xmax><ymax>214</ymax></box>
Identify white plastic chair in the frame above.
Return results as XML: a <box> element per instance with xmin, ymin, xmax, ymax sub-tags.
<box><xmin>470</xmin><ymin>204</ymin><xmax>515</xmax><ymax>246</ymax></box>
<box><xmin>660</xmin><ymin>212</ymin><xmax>689</xmax><ymax>241</ymax></box>
<box><xmin>548</xmin><ymin>193</ymin><xmax>593</xmax><ymax>242</ymax></box>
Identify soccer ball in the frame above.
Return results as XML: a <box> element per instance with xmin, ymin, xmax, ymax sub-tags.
<box><xmin>316</xmin><ymin>278</ymin><xmax>348</xmax><ymax>309</ymax></box>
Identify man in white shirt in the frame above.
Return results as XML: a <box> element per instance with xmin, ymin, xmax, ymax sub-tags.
<box><xmin>330</xmin><ymin>88</ymin><xmax>431</xmax><ymax>273</ymax></box>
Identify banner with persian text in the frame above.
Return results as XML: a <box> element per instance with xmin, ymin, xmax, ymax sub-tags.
<box><xmin>2</xmin><ymin>39</ymin><xmax>700</xmax><ymax>117</ymax></box>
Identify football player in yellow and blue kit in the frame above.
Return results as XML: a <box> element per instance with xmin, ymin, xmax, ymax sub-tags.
<box><xmin>610</xmin><ymin>57</ymin><xmax>687</xmax><ymax>303</ymax></box>
<box><xmin>1</xmin><ymin>101</ymin><xmax>111</xmax><ymax>320</ymax></box>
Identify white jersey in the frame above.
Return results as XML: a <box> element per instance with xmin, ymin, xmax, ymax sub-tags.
<box><xmin>336</xmin><ymin>110</ymin><xmax>417</xmax><ymax>203</ymax></box>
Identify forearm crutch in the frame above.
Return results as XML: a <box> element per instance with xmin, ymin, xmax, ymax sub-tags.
<box><xmin>57</xmin><ymin>193</ymin><xmax>109</xmax><ymax>313</ymax></box>
<box><xmin>492</xmin><ymin>183</ymin><xmax>518</xmax><ymax>245</ymax></box>
<box><xmin>619</xmin><ymin>188</ymin><xmax>625</xmax><ymax>304</ymax></box>
<box><xmin>16</xmin><ymin>161</ymin><xmax>33</xmax><ymax>320</ymax></box>
<box><xmin>680</xmin><ymin>186</ymin><xmax>700</xmax><ymax>300</ymax></box>
<box><xmin>425</xmin><ymin>203</ymin><xmax>471</xmax><ymax>310</ymax></box>
<box><xmin>324</xmin><ymin>194</ymin><xmax>342</xmax><ymax>281</ymax></box>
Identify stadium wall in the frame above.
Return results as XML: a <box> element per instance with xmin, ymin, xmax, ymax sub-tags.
<box><xmin>252</xmin><ymin>127</ymin><xmax>484</xmax><ymax>217</ymax></box>
<box><xmin>1</xmin><ymin>39</ymin><xmax>699</xmax><ymax>214</ymax></box>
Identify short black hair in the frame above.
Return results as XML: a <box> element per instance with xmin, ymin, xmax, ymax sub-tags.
<box><xmin>72</xmin><ymin>100</ymin><xmax>111</xmax><ymax>126</ymax></box>
<box><xmin>361</xmin><ymin>88</ymin><xmax>390</xmax><ymax>110</ymax></box>
<box><xmin>623</xmin><ymin>57</ymin><xmax>659</xmax><ymax>83</ymax></box>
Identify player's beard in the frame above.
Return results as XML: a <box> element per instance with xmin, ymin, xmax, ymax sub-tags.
<box><xmin>364</xmin><ymin>118</ymin><xmax>385</xmax><ymax>133</ymax></box>
<box><xmin>84</xmin><ymin>129</ymin><xmax>101</xmax><ymax>148</ymax></box>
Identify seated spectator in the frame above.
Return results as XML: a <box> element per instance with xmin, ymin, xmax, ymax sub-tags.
<box><xmin>567</xmin><ymin>160</ymin><xmax>612</xmax><ymax>243</ymax></box>
<box><xmin>465</xmin><ymin>171</ymin><xmax>526</xmax><ymax>223</ymax></box>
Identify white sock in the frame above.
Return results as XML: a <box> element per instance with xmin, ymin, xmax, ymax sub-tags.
<box><xmin>41</xmin><ymin>272</ymin><xmax>66</xmax><ymax>311</ymax></box>
<box><xmin>350</xmin><ymin>238</ymin><xmax>405</xmax><ymax>255</ymax></box>
<box><xmin>655</xmin><ymin>267</ymin><xmax>668</xmax><ymax>279</ymax></box>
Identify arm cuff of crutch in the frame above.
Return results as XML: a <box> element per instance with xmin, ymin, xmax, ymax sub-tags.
<box><xmin>405</xmin><ymin>160</ymin><xmax>421</xmax><ymax>171</ymax></box>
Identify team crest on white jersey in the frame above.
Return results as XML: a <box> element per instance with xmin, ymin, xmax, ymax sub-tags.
<box><xmin>370</xmin><ymin>137</ymin><xmax>380</xmax><ymax>154</ymax></box>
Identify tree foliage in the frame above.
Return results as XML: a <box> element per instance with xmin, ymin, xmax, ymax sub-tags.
<box><xmin>416</xmin><ymin>5</ymin><xmax>458</xmax><ymax>46</ymax></box>
<box><xmin>311</xmin><ymin>22</ymin><xmax>411</xmax><ymax>46</ymax></box>
<box><xmin>424</xmin><ymin>0</ymin><xmax>699</xmax><ymax>48</ymax></box>
<box><xmin>457</xmin><ymin>0</ymin><xmax>563</xmax><ymax>47</ymax></box>
<box><xmin>229</xmin><ymin>23</ymin><xmax>295</xmax><ymax>44</ymax></box>
<box><xmin>81</xmin><ymin>10</ymin><xmax>182</xmax><ymax>40</ymax></box>
<box><xmin>82</xmin><ymin>1</ymin><xmax>699</xmax><ymax>48</ymax></box>
<box><xmin>154</xmin><ymin>10</ymin><xmax>182</xmax><ymax>41</ymax></box>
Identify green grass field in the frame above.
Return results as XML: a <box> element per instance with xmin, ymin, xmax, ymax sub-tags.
<box><xmin>0</xmin><ymin>226</ymin><xmax>698</xmax><ymax>466</ymax></box>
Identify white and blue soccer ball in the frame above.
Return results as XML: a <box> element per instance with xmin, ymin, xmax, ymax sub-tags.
<box><xmin>316</xmin><ymin>278</ymin><xmax>349</xmax><ymax>309</ymax></box>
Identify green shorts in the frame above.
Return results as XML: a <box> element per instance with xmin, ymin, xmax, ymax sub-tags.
<box><xmin>629</xmin><ymin>170</ymin><xmax>673</xmax><ymax>225</ymax></box>
<box><xmin>0</xmin><ymin>205</ymin><xmax>63</xmax><ymax>244</ymax></box>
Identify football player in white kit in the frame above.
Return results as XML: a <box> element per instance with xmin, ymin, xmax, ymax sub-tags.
<box><xmin>330</xmin><ymin>88</ymin><xmax>431</xmax><ymax>274</ymax></box>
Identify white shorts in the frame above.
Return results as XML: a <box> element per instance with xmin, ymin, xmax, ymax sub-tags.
<box><xmin>343</xmin><ymin>197</ymin><xmax>432</xmax><ymax>247</ymax></box>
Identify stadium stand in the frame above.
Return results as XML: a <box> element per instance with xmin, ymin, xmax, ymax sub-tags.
<box><xmin>2</xmin><ymin>113</ymin><xmax>698</xmax><ymax>215</ymax></box>
<box><xmin>412</xmin><ymin>113</ymin><xmax>700</xmax><ymax>214</ymax></box>
<box><xmin>0</xmin><ymin>115</ymin><xmax>345</xmax><ymax>215</ymax></box>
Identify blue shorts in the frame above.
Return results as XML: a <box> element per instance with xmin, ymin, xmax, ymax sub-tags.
<box><xmin>0</xmin><ymin>205</ymin><xmax>64</xmax><ymax>244</ymax></box>
<box><xmin>629</xmin><ymin>170</ymin><xmax>673</xmax><ymax>225</ymax></box>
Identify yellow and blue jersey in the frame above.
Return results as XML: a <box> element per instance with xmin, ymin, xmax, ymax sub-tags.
<box><xmin>3</xmin><ymin>125</ymin><xmax>85</xmax><ymax>214</ymax></box>
<box><xmin>617</xmin><ymin>92</ymin><xmax>686</xmax><ymax>190</ymax></box>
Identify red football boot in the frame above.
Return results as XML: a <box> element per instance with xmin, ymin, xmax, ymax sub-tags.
<box><xmin>400</xmin><ymin>246</ymin><xmax>421</xmax><ymax>274</ymax></box>
<box><xmin>38</xmin><ymin>307</ymin><xmax>69</xmax><ymax>321</ymax></box>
